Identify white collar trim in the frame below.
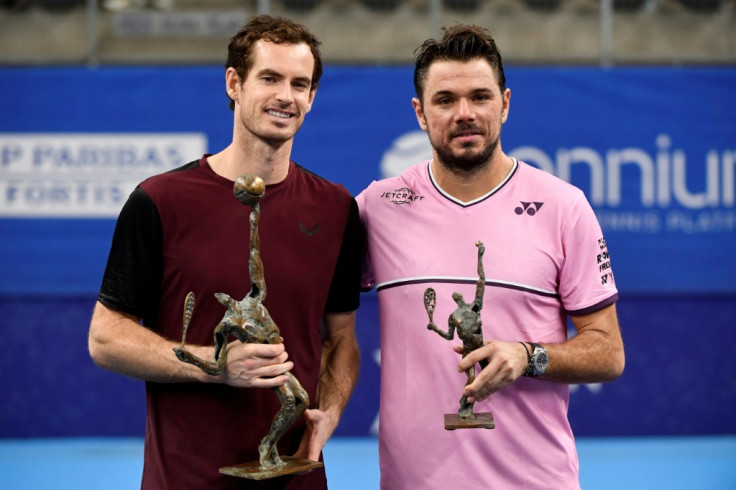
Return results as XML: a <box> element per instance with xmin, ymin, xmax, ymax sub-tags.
<box><xmin>427</xmin><ymin>157</ymin><xmax>518</xmax><ymax>207</ymax></box>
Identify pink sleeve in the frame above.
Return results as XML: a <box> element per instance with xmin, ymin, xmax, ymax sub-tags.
<box><xmin>558</xmin><ymin>191</ymin><xmax>618</xmax><ymax>314</ymax></box>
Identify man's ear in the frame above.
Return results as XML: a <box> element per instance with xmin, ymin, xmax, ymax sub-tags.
<box><xmin>225</xmin><ymin>67</ymin><xmax>241</xmax><ymax>104</ymax></box>
<box><xmin>501</xmin><ymin>88</ymin><xmax>511</xmax><ymax>124</ymax></box>
<box><xmin>412</xmin><ymin>97</ymin><xmax>428</xmax><ymax>132</ymax></box>
<box><xmin>305</xmin><ymin>86</ymin><xmax>317</xmax><ymax>114</ymax></box>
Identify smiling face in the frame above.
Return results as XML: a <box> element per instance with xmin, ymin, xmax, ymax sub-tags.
<box><xmin>227</xmin><ymin>40</ymin><xmax>316</xmax><ymax>146</ymax></box>
<box><xmin>413</xmin><ymin>58</ymin><xmax>510</xmax><ymax>175</ymax></box>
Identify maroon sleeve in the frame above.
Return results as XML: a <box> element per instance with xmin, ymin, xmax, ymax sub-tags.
<box><xmin>97</xmin><ymin>186</ymin><xmax>163</xmax><ymax>323</ymax></box>
<box><xmin>325</xmin><ymin>197</ymin><xmax>363</xmax><ymax>313</ymax></box>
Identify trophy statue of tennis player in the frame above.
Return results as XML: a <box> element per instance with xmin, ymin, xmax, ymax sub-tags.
<box><xmin>173</xmin><ymin>174</ymin><xmax>323</xmax><ymax>480</ymax></box>
<box><xmin>423</xmin><ymin>240</ymin><xmax>495</xmax><ymax>430</ymax></box>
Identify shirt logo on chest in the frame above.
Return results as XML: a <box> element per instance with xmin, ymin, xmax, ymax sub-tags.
<box><xmin>380</xmin><ymin>187</ymin><xmax>425</xmax><ymax>205</ymax></box>
<box><xmin>299</xmin><ymin>222</ymin><xmax>320</xmax><ymax>236</ymax></box>
<box><xmin>515</xmin><ymin>201</ymin><xmax>544</xmax><ymax>216</ymax></box>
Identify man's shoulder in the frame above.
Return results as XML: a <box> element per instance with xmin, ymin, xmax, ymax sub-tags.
<box><xmin>359</xmin><ymin>161</ymin><xmax>428</xmax><ymax>198</ymax></box>
<box><xmin>139</xmin><ymin>158</ymin><xmax>203</xmax><ymax>194</ymax></box>
<box><xmin>517</xmin><ymin>160</ymin><xmax>583</xmax><ymax>195</ymax></box>
<box><xmin>291</xmin><ymin>163</ymin><xmax>354</xmax><ymax>209</ymax></box>
<box><xmin>293</xmin><ymin>163</ymin><xmax>350</xmax><ymax>192</ymax></box>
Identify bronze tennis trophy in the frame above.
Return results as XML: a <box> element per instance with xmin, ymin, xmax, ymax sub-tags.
<box><xmin>424</xmin><ymin>240</ymin><xmax>495</xmax><ymax>430</ymax></box>
<box><xmin>173</xmin><ymin>174</ymin><xmax>323</xmax><ymax>480</ymax></box>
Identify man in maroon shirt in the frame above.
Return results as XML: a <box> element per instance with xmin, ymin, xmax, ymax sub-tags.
<box><xmin>88</xmin><ymin>15</ymin><xmax>362</xmax><ymax>489</ymax></box>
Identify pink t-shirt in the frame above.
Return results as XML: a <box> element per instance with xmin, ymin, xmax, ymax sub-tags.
<box><xmin>357</xmin><ymin>160</ymin><xmax>617</xmax><ymax>490</ymax></box>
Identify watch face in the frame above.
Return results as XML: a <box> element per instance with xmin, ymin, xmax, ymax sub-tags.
<box><xmin>533</xmin><ymin>349</ymin><xmax>549</xmax><ymax>374</ymax></box>
<box><xmin>535</xmin><ymin>352</ymin><xmax>549</xmax><ymax>370</ymax></box>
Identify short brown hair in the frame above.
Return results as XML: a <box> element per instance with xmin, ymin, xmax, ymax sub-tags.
<box><xmin>413</xmin><ymin>24</ymin><xmax>506</xmax><ymax>102</ymax></box>
<box><xmin>225</xmin><ymin>15</ymin><xmax>323</xmax><ymax>110</ymax></box>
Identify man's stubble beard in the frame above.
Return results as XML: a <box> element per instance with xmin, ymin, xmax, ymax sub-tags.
<box><xmin>432</xmin><ymin>132</ymin><xmax>500</xmax><ymax>177</ymax></box>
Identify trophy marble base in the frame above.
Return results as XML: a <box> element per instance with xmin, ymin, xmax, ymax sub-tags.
<box><xmin>219</xmin><ymin>456</ymin><xmax>324</xmax><ymax>480</ymax></box>
<box><xmin>444</xmin><ymin>412</ymin><xmax>495</xmax><ymax>430</ymax></box>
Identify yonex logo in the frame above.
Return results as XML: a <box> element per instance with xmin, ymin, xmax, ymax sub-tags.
<box><xmin>380</xmin><ymin>187</ymin><xmax>424</xmax><ymax>205</ymax></box>
<box><xmin>515</xmin><ymin>201</ymin><xmax>544</xmax><ymax>216</ymax></box>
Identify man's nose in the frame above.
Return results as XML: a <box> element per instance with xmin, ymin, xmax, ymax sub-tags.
<box><xmin>455</xmin><ymin>98</ymin><xmax>474</xmax><ymax>121</ymax></box>
<box><xmin>276</xmin><ymin>82</ymin><xmax>294</xmax><ymax>103</ymax></box>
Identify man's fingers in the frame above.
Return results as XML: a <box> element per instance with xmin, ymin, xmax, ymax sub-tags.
<box><xmin>458</xmin><ymin>348</ymin><xmax>486</xmax><ymax>372</ymax></box>
<box><xmin>227</xmin><ymin>342</ymin><xmax>290</xmax><ymax>367</ymax></box>
<box><xmin>456</xmin><ymin>340</ymin><xmax>493</xmax><ymax>371</ymax></box>
<box><xmin>255</xmin><ymin>350</ymin><xmax>288</xmax><ymax>364</ymax></box>
<box><xmin>255</xmin><ymin>361</ymin><xmax>293</xmax><ymax>378</ymax></box>
<box><xmin>250</xmin><ymin>373</ymin><xmax>291</xmax><ymax>388</ymax></box>
<box><xmin>239</xmin><ymin>341</ymin><xmax>286</xmax><ymax>358</ymax></box>
<box><xmin>249</xmin><ymin>361</ymin><xmax>294</xmax><ymax>387</ymax></box>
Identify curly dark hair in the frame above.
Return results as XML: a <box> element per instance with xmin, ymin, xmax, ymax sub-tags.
<box><xmin>413</xmin><ymin>24</ymin><xmax>506</xmax><ymax>102</ymax></box>
<box><xmin>225</xmin><ymin>15</ymin><xmax>323</xmax><ymax>110</ymax></box>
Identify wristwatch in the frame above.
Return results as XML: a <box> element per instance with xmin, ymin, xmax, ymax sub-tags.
<box><xmin>525</xmin><ymin>343</ymin><xmax>549</xmax><ymax>377</ymax></box>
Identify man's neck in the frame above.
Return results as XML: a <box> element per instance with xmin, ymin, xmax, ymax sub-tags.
<box><xmin>208</xmin><ymin>137</ymin><xmax>293</xmax><ymax>185</ymax></box>
<box><xmin>430</xmin><ymin>152</ymin><xmax>514</xmax><ymax>203</ymax></box>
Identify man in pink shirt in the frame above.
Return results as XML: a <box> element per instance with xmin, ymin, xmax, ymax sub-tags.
<box><xmin>357</xmin><ymin>24</ymin><xmax>625</xmax><ymax>489</ymax></box>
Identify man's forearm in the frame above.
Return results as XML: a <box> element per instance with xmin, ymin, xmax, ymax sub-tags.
<box><xmin>317</xmin><ymin>312</ymin><xmax>360</xmax><ymax>423</ymax></box>
<box><xmin>88</xmin><ymin>301</ymin><xmax>215</xmax><ymax>384</ymax></box>
<box><xmin>539</xmin><ymin>304</ymin><xmax>625</xmax><ymax>384</ymax></box>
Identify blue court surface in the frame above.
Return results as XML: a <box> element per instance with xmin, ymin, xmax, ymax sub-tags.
<box><xmin>1</xmin><ymin>435</ymin><xmax>734</xmax><ymax>489</ymax></box>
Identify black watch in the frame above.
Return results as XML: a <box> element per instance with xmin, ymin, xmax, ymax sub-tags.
<box><xmin>524</xmin><ymin>343</ymin><xmax>549</xmax><ymax>377</ymax></box>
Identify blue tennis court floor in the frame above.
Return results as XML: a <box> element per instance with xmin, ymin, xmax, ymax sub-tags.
<box><xmin>1</xmin><ymin>435</ymin><xmax>734</xmax><ymax>489</ymax></box>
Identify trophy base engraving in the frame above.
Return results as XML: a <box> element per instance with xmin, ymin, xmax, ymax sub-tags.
<box><xmin>444</xmin><ymin>412</ymin><xmax>495</xmax><ymax>430</ymax></box>
<box><xmin>219</xmin><ymin>456</ymin><xmax>324</xmax><ymax>480</ymax></box>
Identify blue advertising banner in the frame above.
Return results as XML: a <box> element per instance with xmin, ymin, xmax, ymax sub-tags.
<box><xmin>1</xmin><ymin>66</ymin><xmax>734</xmax><ymax>294</ymax></box>
<box><xmin>0</xmin><ymin>66</ymin><xmax>734</xmax><ymax>439</ymax></box>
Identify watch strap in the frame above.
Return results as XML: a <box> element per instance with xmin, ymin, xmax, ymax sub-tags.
<box><xmin>520</xmin><ymin>342</ymin><xmax>532</xmax><ymax>377</ymax></box>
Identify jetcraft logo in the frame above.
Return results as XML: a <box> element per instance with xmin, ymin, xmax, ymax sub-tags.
<box><xmin>380</xmin><ymin>187</ymin><xmax>424</xmax><ymax>205</ymax></box>
<box><xmin>0</xmin><ymin>133</ymin><xmax>207</xmax><ymax>217</ymax></box>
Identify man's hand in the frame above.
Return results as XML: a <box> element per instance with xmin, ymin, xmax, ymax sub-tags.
<box><xmin>293</xmin><ymin>408</ymin><xmax>338</xmax><ymax>462</ymax></box>
<box><xmin>455</xmin><ymin>340</ymin><xmax>528</xmax><ymax>403</ymax></box>
<box><xmin>216</xmin><ymin>341</ymin><xmax>293</xmax><ymax>389</ymax></box>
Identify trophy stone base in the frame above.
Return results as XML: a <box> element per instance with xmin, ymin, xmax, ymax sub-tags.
<box><xmin>219</xmin><ymin>456</ymin><xmax>324</xmax><ymax>480</ymax></box>
<box><xmin>444</xmin><ymin>412</ymin><xmax>495</xmax><ymax>430</ymax></box>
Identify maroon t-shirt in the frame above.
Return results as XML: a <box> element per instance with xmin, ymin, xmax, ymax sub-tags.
<box><xmin>98</xmin><ymin>156</ymin><xmax>362</xmax><ymax>489</ymax></box>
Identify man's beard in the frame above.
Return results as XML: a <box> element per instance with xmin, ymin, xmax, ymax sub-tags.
<box><xmin>432</xmin><ymin>132</ymin><xmax>499</xmax><ymax>176</ymax></box>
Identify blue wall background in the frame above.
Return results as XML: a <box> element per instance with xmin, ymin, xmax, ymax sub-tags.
<box><xmin>1</xmin><ymin>66</ymin><xmax>734</xmax><ymax>438</ymax></box>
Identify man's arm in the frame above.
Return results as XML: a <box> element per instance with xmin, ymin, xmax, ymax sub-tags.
<box><xmin>458</xmin><ymin>303</ymin><xmax>624</xmax><ymax>402</ymax></box>
<box><xmin>88</xmin><ymin>301</ymin><xmax>294</xmax><ymax>388</ymax></box>
<box><xmin>541</xmin><ymin>302</ymin><xmax>625</xmax><ymax>383</ymax></box>
<box><xmin>294</xmin><ymin>310</ymin><xmax>360</xmax><ymax>461</ymax></box>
